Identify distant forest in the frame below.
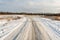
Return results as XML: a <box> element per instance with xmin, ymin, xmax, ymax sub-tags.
<box><xmin>0</xmin><ymin>12</ymin><xmax>60</xmax><ymax>16</ymax></box>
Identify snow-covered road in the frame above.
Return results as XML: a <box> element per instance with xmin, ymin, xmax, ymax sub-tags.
<box><xmin>0</xmin><ymin>15</ymin><xmax>60</xmax><ymax>40</ymax></box>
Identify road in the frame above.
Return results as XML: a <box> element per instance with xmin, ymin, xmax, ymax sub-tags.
<box><xmin>0</xmin><ymin>15</ymin><xmax>60</xmax><ymax>40</ymax></box>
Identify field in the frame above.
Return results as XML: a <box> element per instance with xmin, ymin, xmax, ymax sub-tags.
<box><xmin>0</xmin><ymin>15</ymin><xmax>60</xmax><ymax>40</ymax></box>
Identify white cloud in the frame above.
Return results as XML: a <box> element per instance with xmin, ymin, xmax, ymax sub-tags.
<box><xmin>0</xmin><ymin>0</ymin><xmax>60</xmax><ymax>13</ymax></box>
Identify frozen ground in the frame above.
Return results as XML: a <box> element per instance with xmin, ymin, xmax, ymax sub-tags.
<box><xmin>0</xmin><ymin>15</ymin><xmax>60</xmax><ymax>40</ymax></box>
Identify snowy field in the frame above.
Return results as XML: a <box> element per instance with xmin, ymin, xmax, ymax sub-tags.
<box><xmin>0</xmin><ymin>15</ymin><xmax>60</xmax><ymax>40</ymax></box>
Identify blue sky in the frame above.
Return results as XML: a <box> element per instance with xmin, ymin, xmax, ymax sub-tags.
<box><xmin>0</xmin><ymin>0</ymin><xmax>60</xmax><ymax>13</ymax></box>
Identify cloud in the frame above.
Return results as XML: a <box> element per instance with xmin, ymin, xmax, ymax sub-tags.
<box><xmin>0</xmin><ymin>0</ymin><xmax>60</xmax><ymax>13</ymax></box>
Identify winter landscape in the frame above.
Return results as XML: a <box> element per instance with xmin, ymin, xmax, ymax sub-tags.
<box><xmin>0</xmin><ymin>14</ymin><xmax>60</xmax><ymax>40</ymax></box>
<box><xmin>0</xmin><ymin>0</ymin><xmax>60</xmax><ymax>40</ymax></box>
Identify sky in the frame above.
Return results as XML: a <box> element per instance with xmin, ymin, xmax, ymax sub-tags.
<box><xmin>0</xmin><ymin>0</ymin><xmax>60</xmax><ymax>13</ymax></box>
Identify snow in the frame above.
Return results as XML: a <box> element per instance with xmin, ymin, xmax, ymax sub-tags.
<box><xmin>0</xmin><ymin>20</ymin><xmax>8</xmax><ymax>27</ymax></box>
<box><xmin>0</xmin><ymin>15</ymin><xmax>60</xmax><ymax>40</ymax></box>
<box><xmin>39</xmin><ymin>17</ymin><xmax>60</xmax><ymax>39</ymax></box>
<box><xmin>0</xmin><ymin>16</ymin><xmax>26</xmax><ymax>38</ymax></box>
<box><xmin>32</xmin><ymin>16</ymin><xmax>60</xmax><ymax>40</ymax></box>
